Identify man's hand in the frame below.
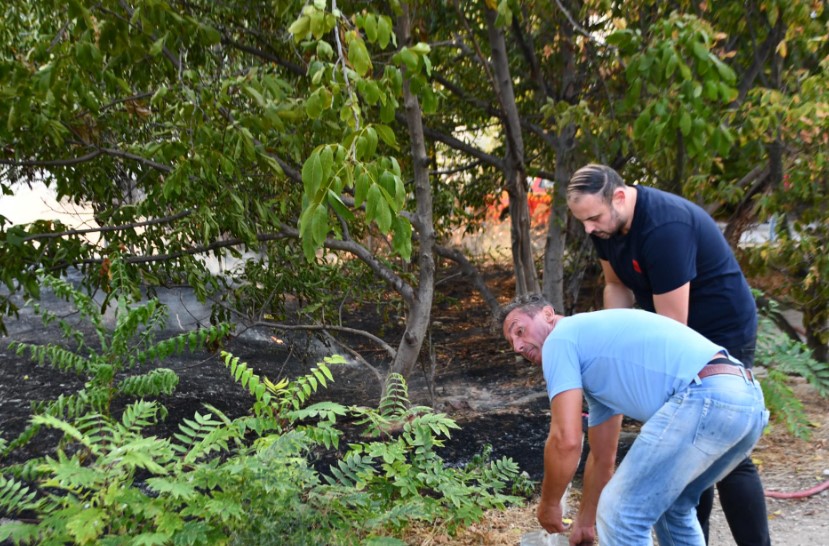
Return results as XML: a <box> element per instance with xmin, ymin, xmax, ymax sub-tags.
<box><xmin>568</xmin><ymin>519</ymin><xmax>596</xmax><ymax>546</ymax></box>
<box><xmin>536</xmin><ymin>499</ymin><xmax>566</xmax><ymax>534</ymax></box>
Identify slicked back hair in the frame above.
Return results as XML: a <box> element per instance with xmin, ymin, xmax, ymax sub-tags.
<box><xmin>567</xmin><ymin>164</ymin><xmax>626</xmax><ymax>203</ymax></box>
<box><xmin>493</xmin><ymin>293</ymin><xmax>553</xmax><ymax>334</ymax></box>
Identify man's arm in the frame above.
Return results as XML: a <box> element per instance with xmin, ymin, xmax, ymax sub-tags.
<box><xmin>600</xmin><ymin>259</ymin><xmax>635</xmax><ymax>309</ymax></box>
<box><xmin>568</xmin><ymin>414</ymin><xmax>623</xmax><ymax>545</ymax></box>
<box><xmin>652</xmin><ymin>282</ymin><xmax>690</xmax><ymax>325</ymax></box>
<box><xmin>537</xmin><ymin>389</ymin><xmax>584</xmax><ymax>533</ymax></box>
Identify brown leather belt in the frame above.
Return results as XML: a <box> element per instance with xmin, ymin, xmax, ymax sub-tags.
<box><xmin>697</xmin><ymin>356</ymin><xmax>754</xmax><ymax>382</ymax></box>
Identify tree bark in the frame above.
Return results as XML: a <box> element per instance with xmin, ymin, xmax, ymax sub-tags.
<box><xmin>390</xmin><ymin>2</ymin><xmax>437</xmax><ymax>379</ymax></box>
<box><xmin>485</xmin><ymin>7</ymin><xmax>540</xmax><ymax>296</ymax></box>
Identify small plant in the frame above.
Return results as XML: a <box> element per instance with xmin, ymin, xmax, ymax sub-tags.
<box><xmin>755</xmin><ymin>293</ymin><xmax>829</xmax><ymax>440</ymax></box>
<box><xmin>3</xmin><ymin>259</ymin><xmax>231</xmax><ymax>458</ymax></box>
<box><xmin>0</xmin><ymin>353</ymin><xmax>525</xmax><ymax>544</ymax></box>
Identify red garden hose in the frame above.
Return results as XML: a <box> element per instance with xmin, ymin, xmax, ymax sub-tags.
<box><xmin>765</xmin><ymin>479</ymin><xmax>829</xmax><ymax>499</ymax></box>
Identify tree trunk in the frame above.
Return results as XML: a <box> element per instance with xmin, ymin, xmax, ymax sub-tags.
<box><xmin>542</xmin><ymin>132</ymin><xmax>575</xmax><ymax>312</ymax></box>
<box><xmin>485</xmin><ymin>7</ymin><xmax>539</xmax><ymax>296</ymax></box>
<box><xmin>390</xmin><ymin>2</ymin><xmax>436</xmax><ymax>379</ymax></box>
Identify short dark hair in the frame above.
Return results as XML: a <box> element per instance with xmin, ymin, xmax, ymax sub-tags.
<box><xmin>567</xmin><ymin>164</ymin><xmax>625</xmax><ymax>203</ymax></box>
<box><xmin>493</xmin><ymin>293</ymin><xmax>552</xmax><ymax>334</ymax></box>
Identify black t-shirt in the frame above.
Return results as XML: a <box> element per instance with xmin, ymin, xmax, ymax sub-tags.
<box><xmin>591</xmin><ymin>186</ymin><xmax>757</xmax><ymax>357</ymax></box>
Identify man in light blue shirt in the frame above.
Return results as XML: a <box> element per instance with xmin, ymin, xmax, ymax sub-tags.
<box><xmin>498</xmin><ymin>294</ymin><xmax>768</xmax><ymax>546</ymax></box>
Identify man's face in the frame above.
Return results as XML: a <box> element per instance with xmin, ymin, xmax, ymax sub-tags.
<box><xmin>567</xmin><ymin>192</ymin><xmax>626</xmax><ymax>239</ymax></box>
<box><xmin>502</xmin><ymin>306</ymin><xmax>554</xmax><ymax>365</ymax></box>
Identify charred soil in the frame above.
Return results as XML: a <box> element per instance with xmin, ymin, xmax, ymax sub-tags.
<box><xmin>1</xmin><ymin>264</ymin><xmax>827</xmax><ymax>544</ymax></box>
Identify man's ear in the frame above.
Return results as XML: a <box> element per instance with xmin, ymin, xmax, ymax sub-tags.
<box><xmin>543</xmin><ymin>305</ymin><xmax>556</xmax><ymax>323</ymax></box>
<box><xmin>611</xmin><ymin>187</ymin><xmax>626</xmax><ymax>207</ymax></box>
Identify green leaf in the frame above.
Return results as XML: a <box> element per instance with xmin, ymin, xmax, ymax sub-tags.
<box><xmin>691</xmin><ymin>40</ymin><xmax>708</xmax><ymax>61</ymax></box>
<box><xmin>348</xmin><ymin>37</ymin><xmax>372</xmax><ymax>76</ymax></box>
<box><xmin>311</xmin><ymin>204</ymin><xmax>329</xmax><ymax>244</ymax></box>
<box><xmin>149</xmin><ymin>35</ymin><xmax>167</xmax><ymax>57</ymax></box>
<box><xmin>302</xmin><ymin>151</ymin><xmax>324</xmax><ymax>199</ymax></box>
<box><xmin>634</xmin><ymin>112</ymin><xmax>651</xmax><ymax>137</ymax></box>
<box><xmin>377</xmin><ymin>16</ymin><xmax>392</xmax><ymax>49</ymax></box>
<box><xmin>679</xmin><ymin>111</ymin><xmax>692</xmax><ymax>136</ymax></box>
<box><xmin>355</xmin><ymin>169</ymin><xmax>371</xmax><ymax>206</ymax></box>
<box><xmin>713</xmin><ymin>57</ymin><xmax>737</xmax><ymax>85</ymax></box>
<box><xmin>365</xmin><ymin>184</ymin><xmax>383</xmax><ymax>223</ymax></box>
<box><xmin>364</xmin><ymin>14</ymin><xmax>378</xmax><ymax>43</ymax></box>
<box><xmin>288</xmin><ymin>16</ymin><xmax>311</xmax><ymax>43</ymax></box>
<box><xmin>374</xmin><ymin>124</ymin><xmax>398</xmax><ymax>149</ymax></box>
<box><xmin>391</xmin><ymin>217</ymin><xmax>412</xmax><ymax>261</ymax></box>
<box><xmin>200</xmin><ymin>24</ymin><xmax>221</xmax><ymax>45</ymax></box>
<box><xmin>66</xmin><ymin>507</ymin><xmax>106</xmax><ymax>544</ymax></box>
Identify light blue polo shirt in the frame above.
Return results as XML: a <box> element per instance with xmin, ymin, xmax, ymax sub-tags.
<box><xmin>541</xmin><ymin>309</ymin><xmax>726</xmax><ymax>426</ymax></box>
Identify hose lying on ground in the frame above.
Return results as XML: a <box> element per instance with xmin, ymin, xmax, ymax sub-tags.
<box><xmin>765</xmin><ymin>479</ymin><xmax>829</xmax><ymax>499</ymax></box>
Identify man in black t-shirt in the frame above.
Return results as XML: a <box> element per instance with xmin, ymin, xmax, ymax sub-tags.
<box><xmin>566</xmin><ymin>164</ymin><xmax>770</xmax><ymax>546</ymax></box>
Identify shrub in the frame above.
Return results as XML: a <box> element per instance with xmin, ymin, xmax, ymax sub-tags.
<box><xmin>0</xmin><ymin>354</ymin><xmax>524</xmax><ymax>544</ymax></box>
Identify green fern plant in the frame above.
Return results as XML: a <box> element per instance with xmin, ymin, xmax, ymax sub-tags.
<box><xmin>754</xmin><ymin>294</ymin><xmax>829</xmax><ymax>440</ymax></box>
<box><xmin>3</xmin><ymin>259</ymin><xmax>231</xmax><ymax>458</ymax></box>
<box><xmin>319</xmin><ymin>372</ymin><xmax>522</xmax><ymax>535</ymax></box>
<box><xmin>1</xmin><ymin>354</ymin><xmax>525</xmax><ymax>544</ymax></box>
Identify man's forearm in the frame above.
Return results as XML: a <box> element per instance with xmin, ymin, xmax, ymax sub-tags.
<box><xmin>603</xmin><ymin>282</ymin><xmax>635</xmax><ymax>309</ymax></box>
<box><xmin>577</xmin><ymin>452</ymin><xmax>615</xmax><ymax>526</ymax></box>
<box><xmin>540</xmin><ymin>434</ymin><xmax>582</xmax><ymax>506</ymax></box>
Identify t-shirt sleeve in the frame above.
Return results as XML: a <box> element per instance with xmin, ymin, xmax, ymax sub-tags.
<box><xmin>542</xmin><ymin>338</ymin><xmax>583</xmax><ymax>401</ymax></box>
<box><xmin>584</xmin><ymin>392</ymin><xmax>616</xmax><ymax>427</ymax></box>
<box><xmin>641</xmin><ymin>222</ymin><xmax>697</xmax><ymax>294</ymax></box>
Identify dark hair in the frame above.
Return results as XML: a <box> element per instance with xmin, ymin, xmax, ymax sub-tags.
<box><xmin>567</xmin><ymin>164</ymin><xmax>625</xmax><ymax>203</ymax></box>
<box><xmin>492</xmin><ymin>293</ymin><xmax>552</xmax><ymax>334</ymax></box>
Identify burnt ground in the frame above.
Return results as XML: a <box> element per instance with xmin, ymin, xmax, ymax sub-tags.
<box><xmin>1</xmin><ymin>264</ymin><xmax>828</xmax><ymax>545</ymax></box>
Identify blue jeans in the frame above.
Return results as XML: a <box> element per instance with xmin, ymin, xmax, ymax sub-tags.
<box><xmin>596</xmin><ymin>374</ymin><xmax>769</xmax><ymax>546</ymax></box>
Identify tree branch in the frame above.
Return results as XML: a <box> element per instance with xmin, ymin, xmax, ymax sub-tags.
<box><xmin>0</xmin><ymin>150</ymin><xmax>103</xmax><ymax>168</ymax></box>
<box><xmin>433</xmin><ymin>244</ymin><xmax>500</xmax><ymax>316</ymax></box>
<box><xmin>21</xmin><ymin>210</ymin><xmax>194</xmax><ymax>242</ymax></box>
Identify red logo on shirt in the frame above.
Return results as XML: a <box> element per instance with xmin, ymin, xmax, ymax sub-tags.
<box><xmin>632</xmin><ymin>259</ymin><xmax>642</xmax><ymax>273</ymax></box>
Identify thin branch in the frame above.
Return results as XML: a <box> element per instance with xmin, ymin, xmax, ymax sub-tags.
<box><xmin>0</xmin><ymin>150</ymin><xmax>103</xmax><ymax>168</ymax></box>
<box><xmin>319</xmin><ymin>328</ymin><xmax>386</xmax><ymax>393</ymax></box>
<box><xmin>21</xmin><ymin>210</ymin><xmax>194</xmax><ymax>242</ymax></box>
<box><xmin>552</xmin><ymin>0</ymin><xmax>599</xmax><ymax>42</ymax></box>
<box><xmin>99</xmin><ymin>92</ymin><xmax>155</xmax><ymax>114</ymax></box>
<box><xmin>99</xmin><ymin>147</ymin><xmax>173</xmax><ymax>173</ymax></box>
<box><xmin>221</xmin><ymin>37</ymin><xmax>306</xmax><ymax>76</ymax></box>
<box><xmin>407</xmin><ymin>114</ymin><xmax>504</xmax><ymax>170</ymax></box>
<box><xmin>256</xmin><ymin>320</ymin><xmax>397</xmax><ymax>361</ymax></box>
<box><xmin>430</xmin><ymin>160</ymin><xmax>483</xmax><ymax>176</ymax></box>
<box><xmin>433</xmin><ymin>243</ymin><xmax>500</xmax><ymax>315</ymax></box>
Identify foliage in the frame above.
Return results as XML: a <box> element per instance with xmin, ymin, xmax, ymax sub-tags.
<box><xmin>755</xmin><ymin>296</ymin><xmax>829</xmax><ymax>439</ymax></box>
<box><xmin>2</xmin><ymin>261</ymin><xmax>231</xmax><ymax>458</ymax></box>
<box><xmin>0</xmin><ymin>357</ymin><xmax>523</xmax><ymax>545</ymax></box>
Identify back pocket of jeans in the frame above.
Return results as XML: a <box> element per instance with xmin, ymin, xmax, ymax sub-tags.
<box><xmin>693</xmin><ymin>398</ymin><xmax>751</xmax><ymax>456</ymax></box>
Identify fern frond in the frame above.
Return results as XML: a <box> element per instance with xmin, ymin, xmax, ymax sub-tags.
<box><xmin>324</xmin><ymin>453</ymin><xmax>375</xmax><ymax>488</ymax></box>
<box><xmin>121</xmin><ymin>400</ymin><xmax>165</xmax><ymax>434</ymax></box>
<box><xmin>220</xmin><ymin>351</ymin><xmax>272</xmax><ymax>409</ymax></box>
<box><xmin>117</xmin><ymin>368</ymin><xmax>180</xmax><ymax>397</ymax></box>
<box><xmin>283</xmin><ymin>363</ymin><xmax>335</xmax><ymax>410</ymax></box>
<box><xmin>9</xmin><ymin>341</ymin><xmax>90</xmax><ymax>375</ymax></box>
<box><xmin>31</xmin><ymin>414</ymin><xmax>101</xmax><ymax>454</ymax></box>
<box><xmin>39</xmin><ymin>274</ymin><xmax>103</xmax><ymax>332</ymax></box>
<box><xmin>139</xmin><ymin>324</ymin><xmax>230</xmax><ymax>364</ymax></box>
<box><xmin>378</xmin><ymin>374</ymin><xmax>410</xmax><ymax>419</ymax></box>
<box><xmin>172</xmin><ymin>410</ymin><xmax>237</xmax><ymax>465</ymax></box>
<box><xmin>0</xmin><ymin>474</ymin><xmax>39</xmax><ymax>515</ymax></box>
<box><xmin>761</xmin><ymin>369</ymin><xmax>812</xmax><ymax>440</ymax></box>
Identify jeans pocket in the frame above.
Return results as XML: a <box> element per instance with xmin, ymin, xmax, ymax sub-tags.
<box><xmin>692</xmin><ymin>398</ymin><xmax>751</xmax><ymax>456</ymax></box>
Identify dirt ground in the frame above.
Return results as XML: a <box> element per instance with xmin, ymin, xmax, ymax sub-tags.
<box><xmin>1</xmin><ymin>265</ymin><xmax>828</xmax><ymax>544</ymax></box>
